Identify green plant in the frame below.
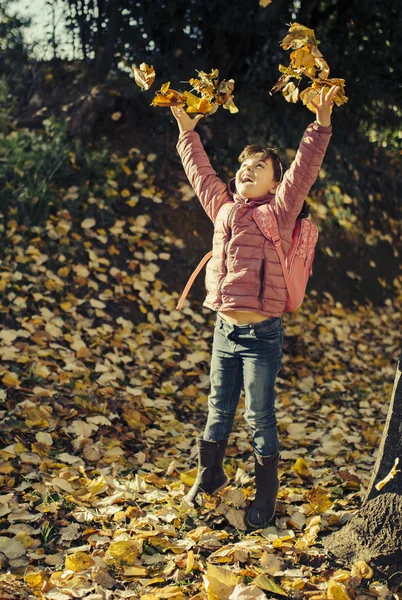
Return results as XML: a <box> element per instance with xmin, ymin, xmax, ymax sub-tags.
<box><xmin>39</xmin><ymin>521</ymin><xmax>57</xmax><ymax>548</ymax></box>
<box><xmin>0</xmin><ymin>117</ymin><xmax>73</xmax><ymax>227</ymax></box>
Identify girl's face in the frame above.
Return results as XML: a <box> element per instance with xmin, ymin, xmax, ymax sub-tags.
<box><xmin>235</xmin><ymin>153</ymin><xmax>278</xmax><ymax>199</ymax></box>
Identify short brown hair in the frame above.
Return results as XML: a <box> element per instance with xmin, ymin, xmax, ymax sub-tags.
<box><xmin>238</xmin><ymin>144</ymin><xmax>283</xmax><ymax>184</ymax></box>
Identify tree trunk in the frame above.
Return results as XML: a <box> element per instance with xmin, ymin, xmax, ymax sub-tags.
<box><xmin>95</xmin><ymin>0</ymin><xmax>119</xmax><ymax>79</ymax></box>
<box><xmin>323</xmin><ymin>351</ymin><xmax>402</xmax><ymax>583</ymax></box>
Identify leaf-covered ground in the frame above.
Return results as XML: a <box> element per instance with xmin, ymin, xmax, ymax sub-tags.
<box><xmin>0</xmin><ymin>151</ymin><xmax>401</xmax><ymax>600</ymax></box>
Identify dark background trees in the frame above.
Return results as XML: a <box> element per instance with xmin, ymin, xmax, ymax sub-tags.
<box><xmin>1</xmin><ymin>0</ymin><xmax>401</xmax><ymax>305</ymax></box>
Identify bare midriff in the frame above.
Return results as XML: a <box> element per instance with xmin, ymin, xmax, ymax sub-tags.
<box><xmin>218</xmin><ymin>310</ymin><xmax>272</xmax><ymax>325</ymax></box>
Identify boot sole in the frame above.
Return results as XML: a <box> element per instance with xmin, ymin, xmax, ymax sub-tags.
<box><xmin>246</xmin><ymin>500</ymin><xmax>277</xmax><ymax>530</ymax></box>
<box><xmin>182</xmin><ymin>476</ymin><xmax>229</xmax><ymax>506</ymax></box>
<box><xmin>210</xmin><ymin>476</ymin><xmax>229</xmax><ymax>496</ymax></box>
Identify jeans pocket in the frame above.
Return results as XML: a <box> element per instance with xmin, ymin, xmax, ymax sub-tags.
<box><xmin>254</xmin><ymin>317</ymin><xmax>282</xmax><ymax>340</ymax></box>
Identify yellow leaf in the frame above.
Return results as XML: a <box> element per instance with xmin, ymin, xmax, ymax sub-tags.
<box><xmin>351</xmin><ymin>561</ymin><xmax>374</xmax><ymax>579</ymax></box>
<box><xmin>223</xmin><ymin>96</ymin><xmax>239</xmax><ymax>114</ymax></box>
<box><xmin>180</xmin><ymin>467</ymin><xmax>198</xmax><ymax>487</ymax></box>
<box><xmin>253</xmin><ymin>575</ymin><xmax>287</xmax><ymax>596</ymax></box>
<box><xmin>185</xmin><ymin>550</ymin><xmax>194</xmax><ymax>574</ymax></box>
<box><xmin>327</xmin><ymin>581</ymin><xmax>352</xmax><ymax>600</ymax></box>
<box><xmin>290</xmin><ymin>46</ymin><xmax>316</xmax><ymax>70</ymax></box>
<box><xmin>204</xmin><ymin>564</ymin><xmax>241</xmax><ymax>599</ymax></box>
<box><xmin>292</xmin><ymin>457</ymin><xmax>311</xmax><ymax>479</ymax></box>
<box><xmin>60</xmin><ymin>302</ymin><xmax>72</xmax><ymax>311</ymax></box>
<box><xmin>259</xmin><ymin>0</ymin><xmax>272</xmax><ymax>6</ymax></box>
<box><xmin>306</xmin><ymin>487</ymin><xmax>333</xmax><ymax>513</ymax></box>
<box><xmin>120</xmin><ymin>158</ymin><xmax>132</xmax><ymax>175</ymax></box>
<box><xmin>124</xmin><ymin>566</ymin><xmax>148</xmax><ymax>576</ymax></box>
<box><xmin>121</xmin><ymin>189</ymin><xmax>131</xmax><ymax>198</ymax></box>
<box><xmin>111</xmin><ymin>112</ymin><xmax>122</xmax><ymax>120</ymax></box>
<box><xmin>65</xmin><ymin>551</ymin><xmax>95</xmax><ymax>572</ymax></box>
<box><xmin>2</xmin><ymin>373</ymin><xmax>21</xmax><ymax>387</ymax></box>
<box><xmin>375</xmin><ymin>458</ymin><xmax>400</xmax><ymax>491</ymax></box>
<box><xmin>151</xmin><ymin>83</ymin><xmax>186</xmax><ymax>107</ymax></box>
<box><xmin>24</xmin><ymin>572</ymin><xmax>46</xmax><ymax>588</ymax></box>
<box><xmin>108</xmin><ymin>540</ymin><xmax>140</xmax><ymax>565</ymax></box>
<box><xmin>184</xmin><ymin>90</ymin><xmax>212</xmax><ymax>114</ymax></box>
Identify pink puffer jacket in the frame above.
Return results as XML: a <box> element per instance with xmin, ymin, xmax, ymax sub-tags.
<box><xmin>176</xmin><ymin>120</ymin><xmax>333</xmax><ymax>317</ymax></box>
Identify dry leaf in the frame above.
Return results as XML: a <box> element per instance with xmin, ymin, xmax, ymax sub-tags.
<box><xmin>327</xmin><ymin>580</ymin><xmax>352</xmax><ymax>600</ymax></box>
<box><xmin>270</xmin><ymin>22</ymin><xmax>348</xmax><ymax>113</ymax></box>
<box><xmin>253</xmin><ymin>574</ymin><xmax>287</xmax><ymax>596</ymax></box>
<box><xmin>375</xmin><ymin>457</ymin><xmax>400</xmax><ymax>490</ymax></box>
<box><xmin>65</xmin><ymin>551</ymin><xmax>95</xmax><ymax>572</ymax></box>
<box><xmin>229</xmin><ymin>583</ymin><xmax>268</xmax><ymax>599</ymax></box>
<box><xmin>133</xmin><ymin>62</ymin><xmax>156</xmax><ymax>90</ymax></box>
<box><xmin>203</xmin><ymin>564</ymin><xmax>241</xmax><ymax>600</ymax></box>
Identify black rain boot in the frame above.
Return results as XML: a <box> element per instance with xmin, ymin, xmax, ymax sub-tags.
<box><xmin>246</xmin><ymin>449</ymin><xmax>280</xmax><ymax>529</ymax></box>
<box><xmin>183</xmin><ymin>438</ymin><xmax>228</xmax><ymax>505</ymax></box>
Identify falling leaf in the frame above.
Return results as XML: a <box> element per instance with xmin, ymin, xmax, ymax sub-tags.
<box><xmin>259</xmin><ymin>0</ymin><xmax>272</xmax><ymax>6</ymax></box>
<box><xmin>270</xmin><ymin>22</ymin><xmax>348</xmax><ymax>113</ymax></box>
<box><xmin>133</xmin><ymin>62</ymin><xmax>156</xmax><ymax>90</ymax></box>
<box><xmin>283</xmin><ymin>81</ymin><xmax>299</xmax><ymax>103</ymax></box>
<box><xmin>111</xmin><ymin>112</ymin><xmax>122</xmax><ymax>120</ymax></box>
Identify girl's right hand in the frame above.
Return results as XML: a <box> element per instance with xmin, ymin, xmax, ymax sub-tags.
<box><xmin>171</xmin><ymin>105</ymin><xmax>204</xmax><ymax>134</ymax></box>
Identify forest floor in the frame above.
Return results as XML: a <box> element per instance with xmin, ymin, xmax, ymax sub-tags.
<box><xmin>0</xmin><ymin>163</ymin><xmax>401</xmax><ymax>598</ymax></box>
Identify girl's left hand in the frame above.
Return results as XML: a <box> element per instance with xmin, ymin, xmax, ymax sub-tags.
<box><xmin>310</xmin><ymin>85</ymin><xmax>340</xmax><ymax>127</ymax></box>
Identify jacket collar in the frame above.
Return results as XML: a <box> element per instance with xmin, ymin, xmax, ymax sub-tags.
<box><xmin>227</xmin><ymin>177</ymin><xmax>275</xmax><ymax>207</ymax></box>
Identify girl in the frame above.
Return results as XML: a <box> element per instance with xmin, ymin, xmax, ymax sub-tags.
<box><xmin>171</xmin><ymin>85</ymin><xmax>339</xmax><ymax>529</ymax></box>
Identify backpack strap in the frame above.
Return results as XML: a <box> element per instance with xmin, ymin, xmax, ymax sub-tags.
<box><xmin>252</xmin><ymin>204</ymin><xmax>294</xmax><ymax>306</ymax></box>
<box><xmin>270</xmin><ymin>234</ymin><xmax>293</xmax><ymax>302</ymax></box>
<box><xmin>176</xmin><ymin>251</ymin><xmax>213</xmax><ymax>309</ymax></box>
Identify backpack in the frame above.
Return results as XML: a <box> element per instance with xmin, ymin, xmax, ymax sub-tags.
<box><xmin>176</xmin><ymin>202</ymin><xmax>318</xmax><ymax>312</ymax></box>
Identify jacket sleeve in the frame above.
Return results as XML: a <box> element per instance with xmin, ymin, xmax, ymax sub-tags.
<box><xmin>176</xmin><ymin>130</ymin><xmax>232</xmax><ymax>224</ymax></box>
<box><xmin>273</xmin><ymin>120</ymin><xmax>333</xmax><ymax>232</ymax></box>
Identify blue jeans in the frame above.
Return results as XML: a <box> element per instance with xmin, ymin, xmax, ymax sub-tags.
<box><xmin>203</xmin><ymin>314</ymin><xmax>284</xmax><ymax>456</ymax></box>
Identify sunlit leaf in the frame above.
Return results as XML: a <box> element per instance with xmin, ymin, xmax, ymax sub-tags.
<box><xmin>133</xmin><ymin>62</ymin><xmax>156</xmax><ymax>90</ymax></box>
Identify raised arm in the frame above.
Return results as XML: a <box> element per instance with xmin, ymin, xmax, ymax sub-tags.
<box><xmin>172</xmin><ymin>106</ymin><xmax>231</xmax><ymax>224</ymax></box>
<box><xmin>273</xmin><ymin>84</ymin><xmax>339</xmax><ymax>233</ymax></box>
<box><xmin>273</xmin><ymin>121</ymin><xmax>332</xmax><ymax>232</ymax></box>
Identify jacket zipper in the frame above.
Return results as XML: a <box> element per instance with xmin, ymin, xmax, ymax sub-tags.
<box><xmin>216</xmin><ymin>203</ymin><xmax>238</xmax><ymax>304</ymax></box>
<box><xmin>288</xmin><ymin>219</ymin><xmax>303</xmax><ymax>277</ymax></box>
<box><xmin>258</xmin><ymin>258</ymin><xmax>265</xmax><ymax>300</ymax></box>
